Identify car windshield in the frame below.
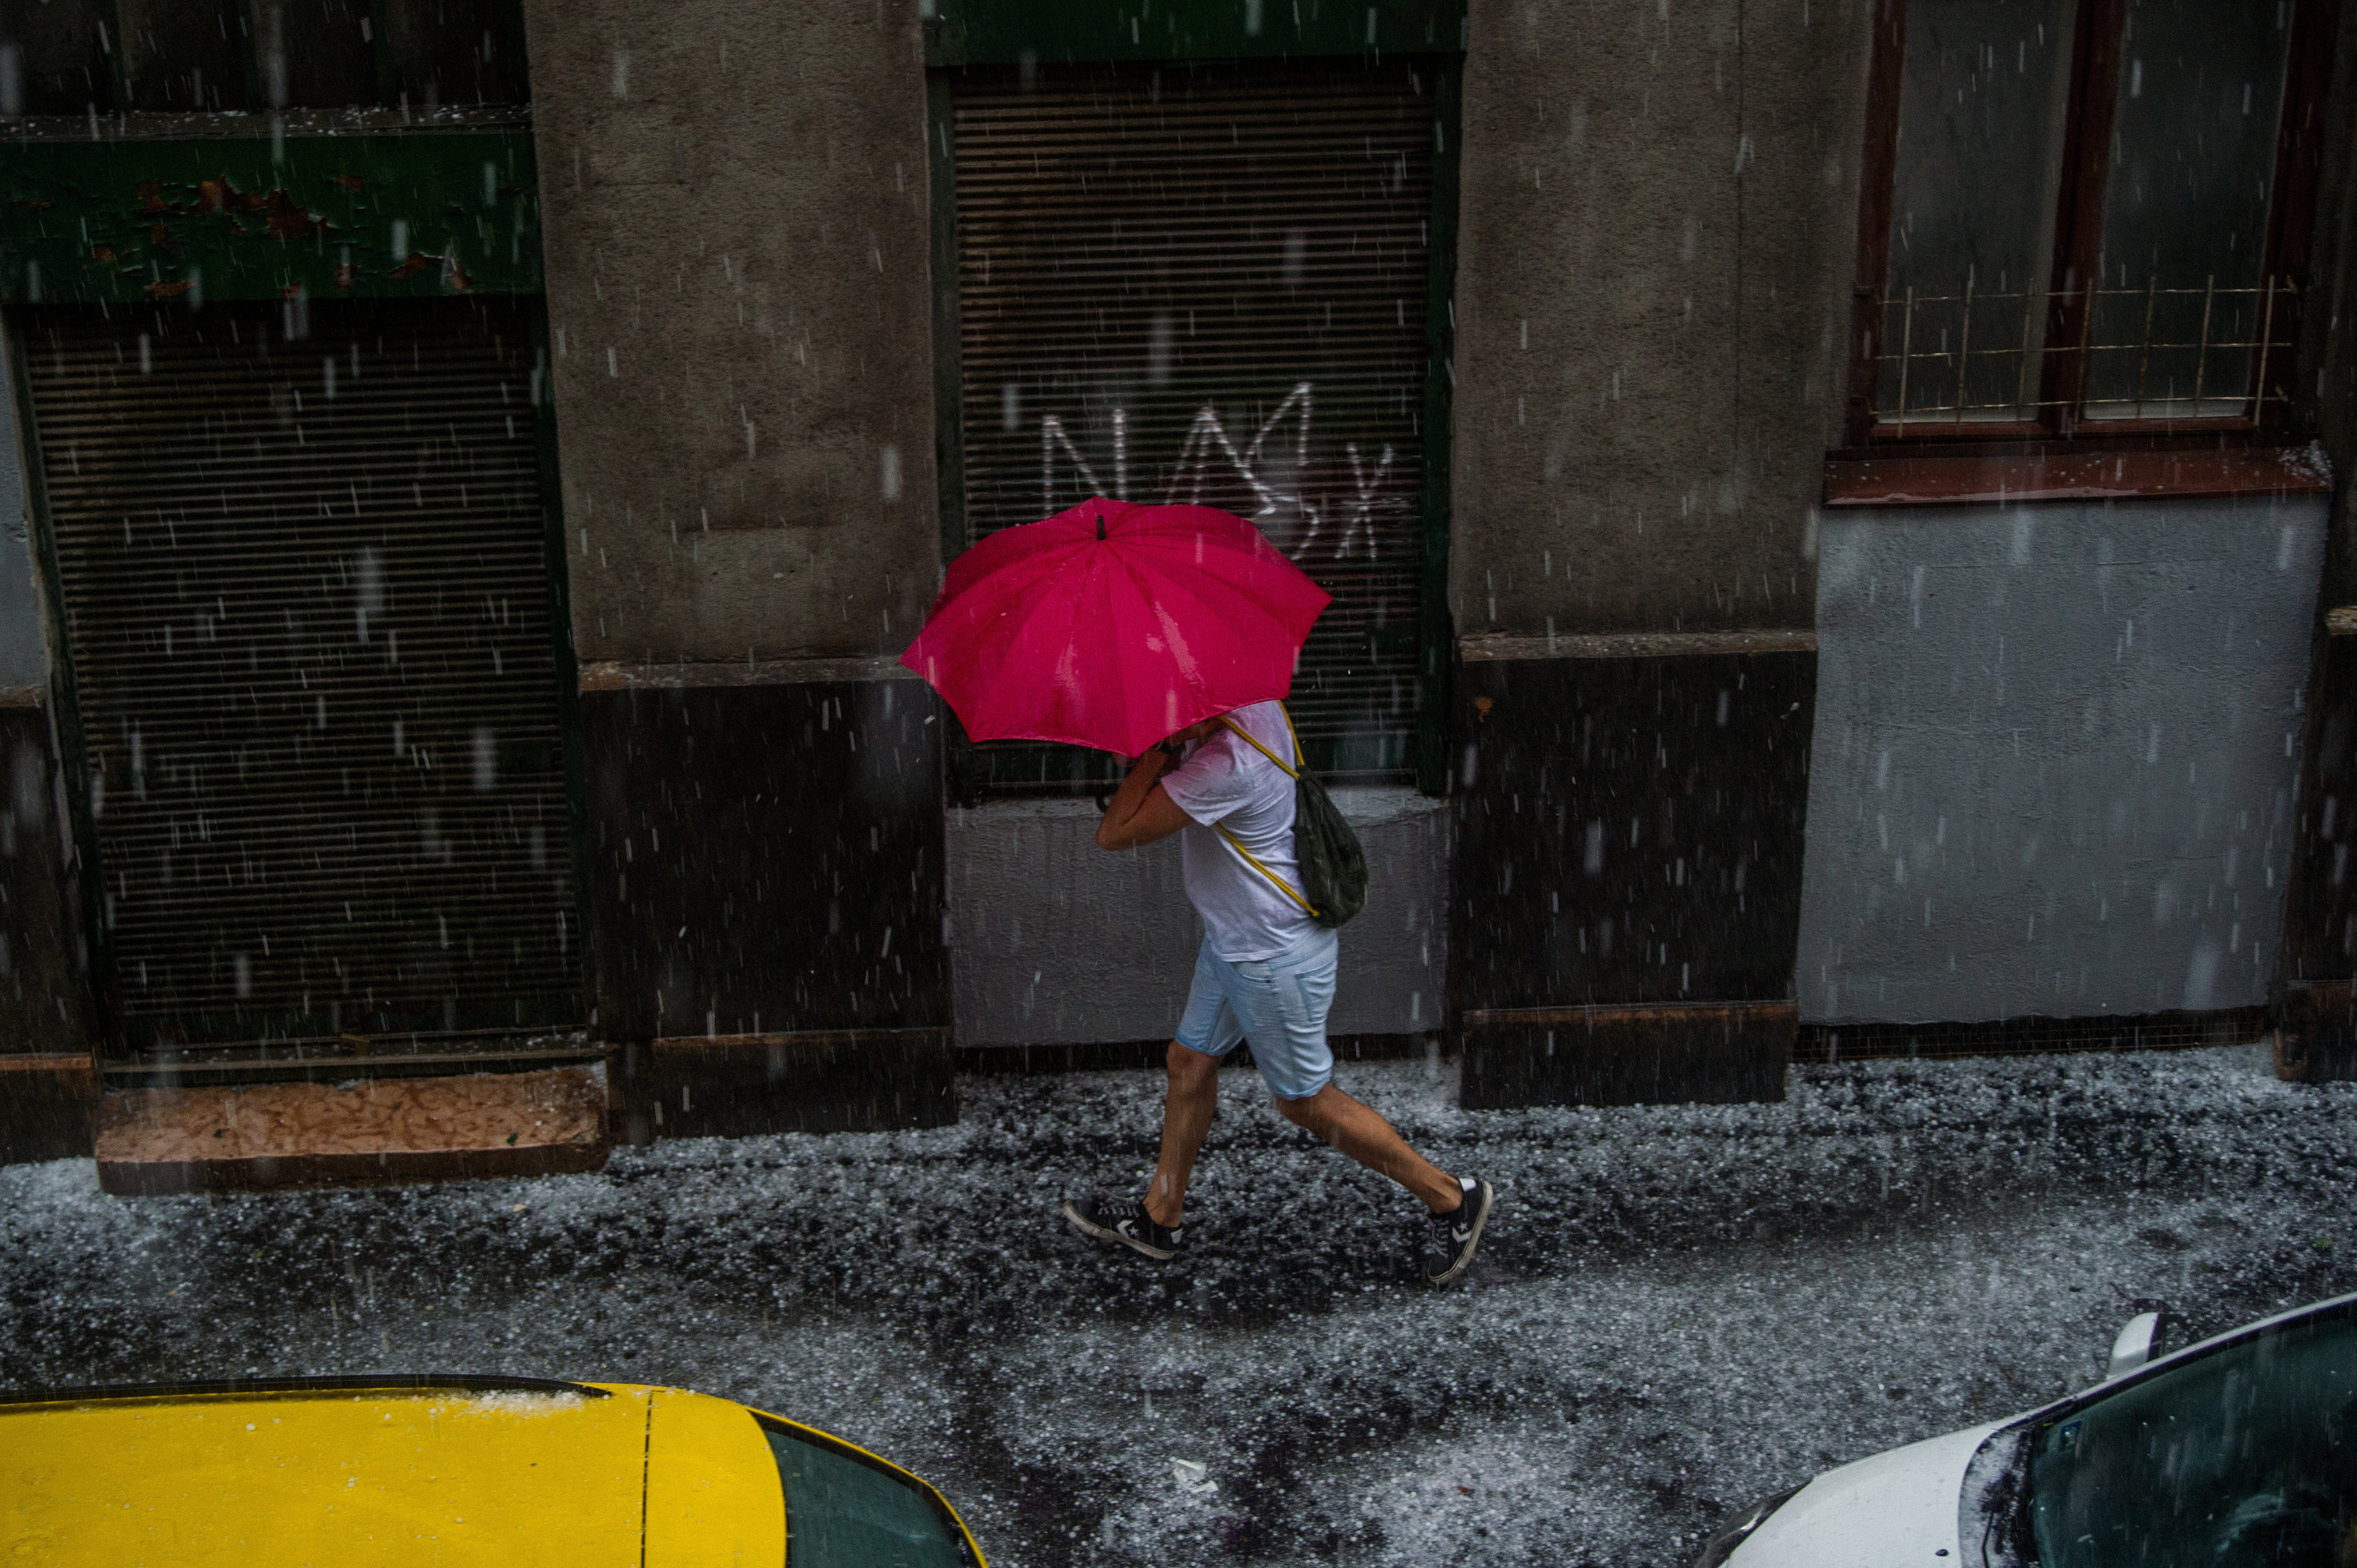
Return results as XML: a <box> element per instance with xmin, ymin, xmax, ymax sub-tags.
<box><xmin>2027</xmin><ymin>1305</ymin><xmax>2357</xmax><ymax>1568</ymax></box>
<box><xmin>761</xmin><ymin>1419</ymin><xmax>974</xmax><ymax>1568</ymax></box>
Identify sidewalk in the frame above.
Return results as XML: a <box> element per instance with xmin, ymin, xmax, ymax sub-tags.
<box><xmin>2</xmin><ymin>1045</ymin><xmax>2351</xmax><ymax>1566</ymax></box>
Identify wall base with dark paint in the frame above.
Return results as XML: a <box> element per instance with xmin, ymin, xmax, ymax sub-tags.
<box><xmin>639</xmin><ymin>1029</ymin><xmax>957</xmax><ymax>1140</ymax></box>
<box><xmin>2282</xmin><ymin>632</ymin><xmax>2357</xmax><ymax>994</ymax></box>
<box><xmin>1796</xmin><ymin>1008</ymin><xmax>2266</xmax><ymax>1064</ymax></box>
<box><xmin>2</xmin><ymin>705</ymin><xmax>99</xmax><ymax>1165</ymax></box>
<box><xmin>580</xmin><ymin>677</ymin><xmax>950</xmax><ymax>1134</ymax></box>
<box><xmin>0</xmin><ymin>1053</ymin><xmax>95</xmax><ymax>1162</ymax></box>
<box><xmin>2</xmin><ymin>706</ymin><xmax>94</xmax><ymax>1061</ymax></box>
<box><xmin>1460</xmin><ymin>1002</ymin><xmax>1793</xmax><ymax>1108</ymax></box>
<box><xmin>1448</xmin><ymin>650</ymin><xmax>1814</xmax><ymax>1106</ymax></box>
<box><xmin>2273</xmin><ymin>625</ymin><xmax>2357</xmax><ymax>1083</ymax></box>
<box><xmin>2275</xmin><ymin>983</ymin><xmax>2357</xmax><ymax>1083</ymax></box>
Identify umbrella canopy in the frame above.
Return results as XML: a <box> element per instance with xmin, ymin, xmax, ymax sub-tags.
<box><xmin>899</xmin><ymin>498</ymin><xmax>1331</xmax><ymax>757</ymax></box>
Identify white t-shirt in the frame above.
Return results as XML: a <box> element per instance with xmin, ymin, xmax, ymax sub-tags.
<box><xmin>1158</xmin><ymin>700</ymin><xmax>1319</xmax><ymax>961</ymax></box>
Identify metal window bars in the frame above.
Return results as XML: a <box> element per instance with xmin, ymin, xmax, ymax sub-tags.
<box><xmin>1876</xmin><ymin>275</ymin><xmax>2295</xmax><ymax>427</ymax></box>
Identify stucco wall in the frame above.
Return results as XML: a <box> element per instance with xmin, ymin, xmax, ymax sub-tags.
<box><xmin>520</xmin><ymin>1</ymin><xmax>940</xmax><ymax>663</ymax></box>
<box><xmin>1798</xmin><ymin>494</ymin><xmax>2328</xmax><ymax>1023</ymax></box>
<box><xmin>1449</xmin><ymin>0</ymin><xmax>1870</xmax><ymax>636</ymax></box>
<box><xmin>948</xmin><ymin>789</ymin><xmax>1449</xmax><ymax>1048</ymax></box>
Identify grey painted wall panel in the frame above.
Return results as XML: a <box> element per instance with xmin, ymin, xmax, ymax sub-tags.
<box><xmin>948</xmin><ymin>788</ymin><xmax>1448</xmax><ymax>1048</ymax></box>
<box><xmin>1799</xmin><ymin>495</ymin><xmax>2327</xmax><ymax>1023</ymax></box>
<box><xmin>0</xmin><ymin>351</ymin><xmax>42</xmax><ymax>691</ymax></box>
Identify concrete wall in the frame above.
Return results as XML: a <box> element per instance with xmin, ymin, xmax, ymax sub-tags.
<box><xmin>0</xmin><ymin>356</ymin><xmax>41</xmax><ymax>693</ymax></box>
<box><xmin>520</xmin><ymin>0</ymin><xmax>940</xmax><ymax>664</ymax></box>
<box><xmin>2275</xmin><ymin>10</ymin><xmax>2357</xmax><ymax>1032</ymax></box>
<box><xmin>948</xmin><ymin>789</ymin><xmax>1448</xmax><ymax>1048</ymax></box>
<box><xmin>2291</xmin><ymin>4</ymin><xmax>2357</xmax><ymax>608</ymax></box>
<box><xmin>1448</xmin><ymin>0</ymin><xmax>1870</xmax><ymax>636</ymax></box>
<box><xmin>0</xmin><ymin>338</ymin><xmax>91</xmax><ymax>1064</ymax></box>
<box><xmin>1798</xmin><ymin>494</ymin><xmax>2329</xmax><ymax>1023</ymax></box>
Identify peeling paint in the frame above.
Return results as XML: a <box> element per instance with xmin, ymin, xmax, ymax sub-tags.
<box><xmin>260</xmin><ymin>190</ymin><xmax>330</xmax><ymax>241</ymax></box>
<box><xmin>0</xmin><ymin>134</ymin><xmax>540</xmax><ymax>303</ymax></box>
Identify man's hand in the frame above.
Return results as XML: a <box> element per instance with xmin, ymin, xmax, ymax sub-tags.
<box><xmin>1095</xmin><ymin>745</ymin><xmax>1195</xmax><ymax>850</ymax></box>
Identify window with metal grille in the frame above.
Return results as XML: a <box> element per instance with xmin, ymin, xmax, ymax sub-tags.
<box><xmin>1848</xmin><ymin>0</ymin><xmax>2336</xmax><ymax>441</ymax></box>
<box><xmin>938</xmin><ymin>57</ymin><xmax>1446</xmax><ymax>796</ymax></box>
<box><xmin>15</xmin><ymin>296</ymin><xmax>578</xmax><ymax>1053</ymax></box>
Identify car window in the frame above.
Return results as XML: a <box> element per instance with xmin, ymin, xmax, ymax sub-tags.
<box><xmin>2026</xmin><ymin>1305</ymin><xmax>2357</xmax><ymax>1568</ymax></box>
<box><xmin>761</xmin><ymin>1420</ymin><xmax>974</xmax><ymax>1568</ymax></box>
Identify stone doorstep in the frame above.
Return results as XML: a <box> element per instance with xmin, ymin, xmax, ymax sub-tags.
<box><xmin>94</xmin><ymin>1066</ymin><xmax>612</xmax><ymax>1197</ymax></box>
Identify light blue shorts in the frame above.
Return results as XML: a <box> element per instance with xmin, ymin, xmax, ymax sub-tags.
<box><xmin>1173</xmin><ymin>926</ymin><xmax>1339</xmax><ymax>1101</ymax></box>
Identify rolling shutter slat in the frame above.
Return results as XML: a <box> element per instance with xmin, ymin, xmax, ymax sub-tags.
<box><xmin>22</xmin><ymin>299</ymin><xmax>580</xmax><ymax>1050</ymax></box>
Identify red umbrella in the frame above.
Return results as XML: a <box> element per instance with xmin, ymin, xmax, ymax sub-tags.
<box><xmin>899</xmin><ymin>498</ymin><xmax>1331</xmax><ymax>757</ymax></box>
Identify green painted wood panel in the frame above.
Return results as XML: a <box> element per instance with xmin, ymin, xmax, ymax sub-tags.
<box><xmin>0</xmin><ymin>132</ymin><xmax>540</xmax><ymax>303</ymax></box>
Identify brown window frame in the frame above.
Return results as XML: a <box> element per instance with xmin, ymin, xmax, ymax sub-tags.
<box><xmin>1843</xmin><ymin>0</ymin><xmax>2343</xmax><ymax>451</ymax></box>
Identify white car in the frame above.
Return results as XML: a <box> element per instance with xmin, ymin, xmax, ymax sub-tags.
<box><xmin>1697</xmin><ymin>1291</ymin><xmax>2357</xmax><ymax>1567</ymax></box>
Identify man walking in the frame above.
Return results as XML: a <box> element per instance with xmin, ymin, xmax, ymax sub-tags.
<box><xmin>1061</xmin><ymin>700</ymin><xmax>1494</xmax><ymax>1285</ymax></box>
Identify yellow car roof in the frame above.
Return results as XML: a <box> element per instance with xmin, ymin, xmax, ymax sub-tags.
<box><xmin>0</xmin><ymin>1378</ymin><xmax>787</xmax><ymax>1568</ymax></box>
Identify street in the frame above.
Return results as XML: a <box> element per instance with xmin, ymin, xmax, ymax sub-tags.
<box><xmin>3</xmin><ymin>1043</ymin><xmax>2351</xmax><ymax>1567</ymax></box>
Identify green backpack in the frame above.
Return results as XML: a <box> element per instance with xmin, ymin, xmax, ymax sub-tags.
<box><xmin>1211</xmin><ymin>706</ymin><xmax>1368</xmax><ymax>928</ymax></box>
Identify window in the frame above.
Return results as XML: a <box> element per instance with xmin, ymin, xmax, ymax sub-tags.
<box><xmin>14</xmin><ymin>298</ymin><xmax>577</xmax><ymax>1049</ymax></box>
<box><xmin>937</xmin><ymin>55</ymin><xmax>1452</xmax><ymax>797</ymax></box>
<box><xmin>2023</xmin><ymin>1302</ymin><xmax>2355</xmax><ymax>1566</ymax></box>
<box><xmin>922</xmin><ymin>1</ymin><xmax>1465</xmax><ymax>800</ymax></box>
<box><xmin>761</xmin><ymin>1418</ymin><xmax>978</xmax><ymax>1568</ymax></box>
<box><xmin>2</xmin><ymin>0</ymin><xmax>565</xmax><ymax>1062</ymax></box>
<box><xmin>1849</xmin><ymin>0</ymin><xmax>2335</xmax><ymax>441</ymax></box>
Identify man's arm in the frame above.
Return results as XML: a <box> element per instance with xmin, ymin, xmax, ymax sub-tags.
<box><xmin>1095</xmin><ymin>747</ymin><xmax>1197</xmax><ymax>849</ymax></box>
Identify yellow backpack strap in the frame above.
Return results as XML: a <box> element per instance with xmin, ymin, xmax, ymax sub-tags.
<box><xmin>1211</xmin><ymin>823</ymin><xmax>1320</xmax><ymax>918</ymax></box>
<box><xmin>1215</xmin><ymin>712</ymin><xmax>1299</xmax><ymax>779</ymax></box>
<box><xmin>1277</xmin><ymin>702</ymin><xmax>1304</xmax><ymax>770</ymax></box>
<box><xmin>1207</xmin><ymin>708</ymin><xmax>1316</xmax><ymax>916</ymax></box>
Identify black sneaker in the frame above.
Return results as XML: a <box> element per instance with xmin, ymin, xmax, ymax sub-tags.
<box><xmin>1062</xmin><ymin>1193</ymin><xmax>1183</xmax><ymax>1261</ymax></box>
<box><xmin>1421</xmin><ymin>1177</ymin><xmax>1494</xmax><ymax>1285</ymax></box>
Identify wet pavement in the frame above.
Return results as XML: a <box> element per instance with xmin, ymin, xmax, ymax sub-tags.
<box><xmin>2</xmin><ymin>1043</ymin><xmax>2353</xmax><ymax>1566</ymax></box>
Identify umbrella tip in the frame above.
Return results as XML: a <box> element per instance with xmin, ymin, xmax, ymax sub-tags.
<box><xmin>1097</xmin><ymin>514</ymin><xmax>1106</xmax><ymax>541</ymax></box>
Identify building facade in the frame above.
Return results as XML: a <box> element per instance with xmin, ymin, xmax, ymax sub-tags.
<box><xmin>2</xmin><ymin>0</ymin><xmax>2353</xmax><ymax>1182</ymax></box>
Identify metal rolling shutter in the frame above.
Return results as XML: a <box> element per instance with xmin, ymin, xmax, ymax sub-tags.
<box><xmin>22</xmin><ymin>298</ymin><xmax>578</xmax><ymax>1053</ymax></box>
<box><xmin>951</xmin><ymin>58</ymin><xmax>1435</xmax><ymax>783</ymax></box>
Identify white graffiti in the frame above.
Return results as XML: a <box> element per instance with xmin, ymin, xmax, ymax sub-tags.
<box><xmin>1038</xmin><ymin>383</ymin><xmax>1399</xmax><ymax>562</ymax></box>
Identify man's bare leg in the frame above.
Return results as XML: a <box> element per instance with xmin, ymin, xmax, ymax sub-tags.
<box><xmin>1275</xmin><ymin>1083</ymin><xmax>1462</xmax><ymax>1212</ymax></box>
<box><xmin>1142</xmin><ymin>1041</ymin><xmax>1220</xmax><ymax>1227</ymax></box>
